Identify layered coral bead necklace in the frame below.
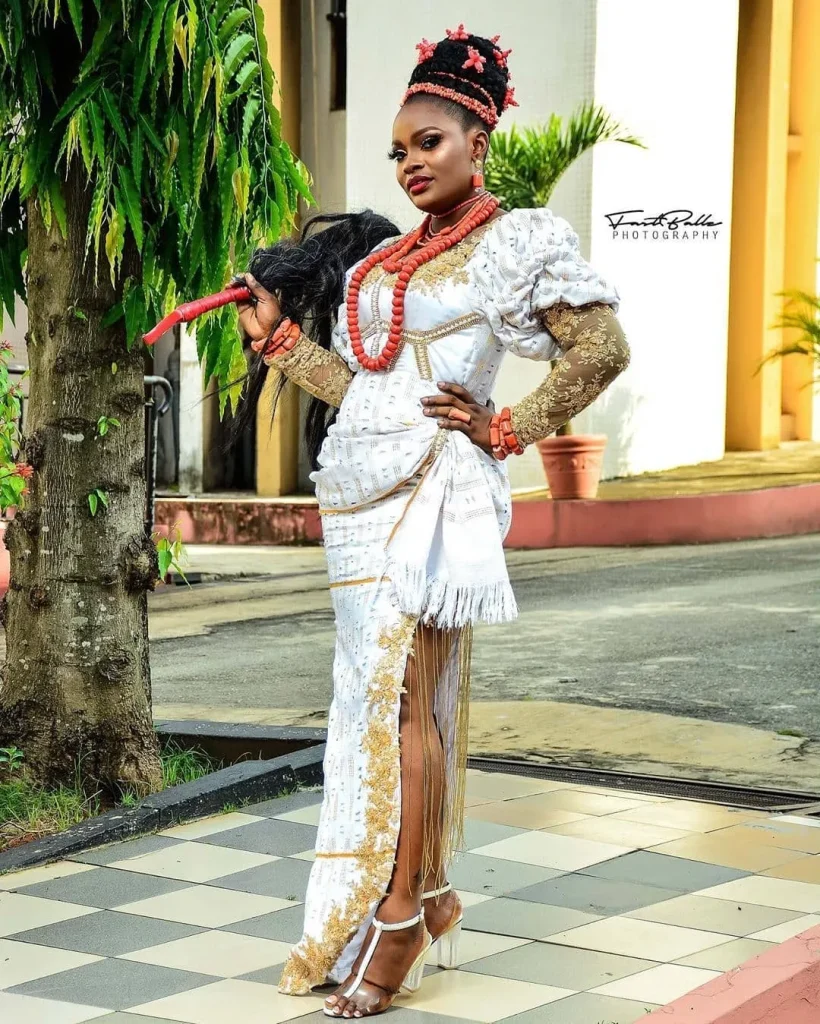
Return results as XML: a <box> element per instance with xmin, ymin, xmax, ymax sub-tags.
<box><xmin>346</xmin><ymin>191</ymin><xmax>499</xmax><ymax>371</ymax></box>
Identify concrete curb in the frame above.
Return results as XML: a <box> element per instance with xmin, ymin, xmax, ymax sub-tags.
<box><xmin>645</xmin><ymin>924</ymin><xmax>820</xmax><ymax>1022</ymax></box>
<box><xmin>0</xmin><ymin>741</ymin><xmax>325</xmax><ymax>875</ymax></box>
<box><xmin>156</xmin><ymin>483</ymin><xmax>820</xmax><ymax>548</ymax></box>
<box><xmin>155</xmin><ymin>720</ymin><xmax>327</xmax><ymax>764</ymax></box>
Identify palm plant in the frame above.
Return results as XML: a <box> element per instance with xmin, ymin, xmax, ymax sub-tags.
<box><xmin>0</xmin><ymin>0</ymin><xmax>310</xmax><ymax>793</ymax></box>
<box><xmin>769</xmin><ymin>280</ymin><xmax>820</xmax><ymax>369</ymax></box>
<box><xmin>485</xmin><ymin>101</ymin><xmax>645</xmax><ymax>210</ymax></box>
<box><xmin>485</xmin><ymin>102</ymin><xmax>643</xmax><ymax>436</ymax></box>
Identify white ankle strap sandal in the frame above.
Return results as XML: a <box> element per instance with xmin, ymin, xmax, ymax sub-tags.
<box><xmin>323</xmin><ymin>911</ymin><xmax>431</xmax><ymax>1017</ymax></box>
<box><xmin>422</xmin><ymin>882</ymin><xmax>452</xmax><ymax>899</ymax></box>
<box><xmin>421</xmin><ymin>883</ymin><xmax>463</xmax><ymax>970</ymax></box>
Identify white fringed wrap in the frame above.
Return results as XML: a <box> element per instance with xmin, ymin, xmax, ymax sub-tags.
<box><xmin>384</xmin><ymin>430</ymin><xmax>517</xmax><ymax>628</ymax></box>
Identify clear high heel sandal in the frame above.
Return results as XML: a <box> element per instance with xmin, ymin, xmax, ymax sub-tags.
<box><xmin>423</xmin><ymin>882</ymin><xmax>463</xmax><ymax>970</ymax></box>
<box><xmin>323</xmin><ymin>910</ymin><xmax>432</xmax><ymax>1017</ymax></box>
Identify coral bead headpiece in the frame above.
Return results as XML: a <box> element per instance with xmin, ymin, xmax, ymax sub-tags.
<box><xmin>403</xmin><ymin>28</ymin><xmax>515</xmax><ymax>131</ymax></box>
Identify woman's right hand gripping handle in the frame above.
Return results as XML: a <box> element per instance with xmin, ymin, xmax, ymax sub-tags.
<box><xmin>234</xmin><ymin>272</ymin><xmax>353</xmax><ymax>407</ymax></box>
<box><xmin>233</xmin><ymin>273</ymin><xmax>282</xmax><ymax>351</ymax></box>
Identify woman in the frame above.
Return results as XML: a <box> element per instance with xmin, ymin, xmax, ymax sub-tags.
<box><xmin>236</xmin><ymin>27</ymin><xmax>630</xmax><ymax>1019</ymax></box>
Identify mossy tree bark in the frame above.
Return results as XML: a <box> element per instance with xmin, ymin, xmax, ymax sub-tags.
<box><xmin>0</xmin><ymin>157</ymin><xmax>162</xmax><ymax>794</ymax></box>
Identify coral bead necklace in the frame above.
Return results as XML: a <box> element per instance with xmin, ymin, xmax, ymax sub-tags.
<box><xmin>419</xmin><ymin>192</ymin><xmax>487</xmax><ymax>243</ymax></box>
<box><xmin>347</xmin><ymin>192</ymin><xmax>499</xmax><ymax>371</ymax></box>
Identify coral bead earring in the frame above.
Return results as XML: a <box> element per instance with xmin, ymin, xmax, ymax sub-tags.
<box><xmin>471</xmin><ymin>163</ymin><xmax>485</xmax><ymax>191</ymax></box>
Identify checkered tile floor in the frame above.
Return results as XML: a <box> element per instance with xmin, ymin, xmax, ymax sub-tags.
<box><xmin>2</xmin><ymin>771</ymin><xmax>820</xmax><ymax>1023</ymax></box>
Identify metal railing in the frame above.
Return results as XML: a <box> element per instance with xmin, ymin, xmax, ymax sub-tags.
<box><xmin>144</xmin><ymin>375</ymin><xmax>173</xmax><ymax>536</ymax></box>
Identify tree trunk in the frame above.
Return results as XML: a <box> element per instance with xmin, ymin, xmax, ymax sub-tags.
<box><xmin>0</xmin><ymin>158</ymin><xmax>163</xmax><ymax>794</ymax></box>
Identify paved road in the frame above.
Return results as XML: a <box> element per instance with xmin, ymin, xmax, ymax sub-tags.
<box><xmin>150</xmin><ymin>534</ymin><xmax>820</xmax><ymax>740</ymax></box>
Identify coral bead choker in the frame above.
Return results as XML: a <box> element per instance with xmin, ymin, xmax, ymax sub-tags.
<box><xmin>434</xmin><ymin>191</ymin><xmax>487</xmax><ymax>222</ymax></box>
<box><xmin>346</xmin><ymin>192</ymin><xmax>499</xmax><ymax>372</ymax></box>
<box><xmin>419</xmin><ymin>193</ymin><xmax>487</xmax><ymax>245</ymax></box>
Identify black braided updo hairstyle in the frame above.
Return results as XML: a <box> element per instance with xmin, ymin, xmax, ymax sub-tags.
<box><xmin>404</xmin><ymin>28</ymin><xmax>514</xmax><ymax>134</ymax></box>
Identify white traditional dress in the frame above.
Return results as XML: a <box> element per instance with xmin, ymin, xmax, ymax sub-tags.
<box><xmin>278</xmin><ymin>208</ymin><xmax>622</xmax><ymax>993</ymax></box>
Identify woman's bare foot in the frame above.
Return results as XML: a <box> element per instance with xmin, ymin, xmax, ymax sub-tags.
<box><xmin>324</xmin><ymin>909</ymin><xmax>427</xmax><ymax>1018</ymax></box>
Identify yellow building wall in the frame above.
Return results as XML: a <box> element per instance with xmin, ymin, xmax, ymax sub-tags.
<box><xmin>726</xmin><ymin>0</ymin><xmax>792</xmax><ymax>451</ymax></box>
<box><xmin>781</xmin><ymin>0</ymin><xmax>820</xmax><ymax>441</ymax></box>
<box><xmin>256</xmin><ymin>0</ymin><xmax>302</xmax><ymax>496</ymax></box>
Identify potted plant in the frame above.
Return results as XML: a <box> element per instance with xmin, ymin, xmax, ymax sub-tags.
<box><xmin>485</xmin><ymin>102</ymin><xmax>643</xmax><ymax>498</ymax></box>
<box><xmin>0</xmin><ymin>341</ymin><xmax>30</xmax><ymax>593</ymax></box>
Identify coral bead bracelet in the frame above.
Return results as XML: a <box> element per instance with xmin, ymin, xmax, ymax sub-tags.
<box><xmin>489</xmin><ymin>407</ymin><xmax>524</xmax><ymax>461</ymax></box>
<box><xmin>262</xmin><ymin>317</ymin><xmax>302</xmax><ymax>362</ymax></box>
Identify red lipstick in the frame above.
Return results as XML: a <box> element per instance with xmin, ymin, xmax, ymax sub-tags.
<box><xmin>408</xmin><ymin>175</ymin><xmax>433</xmax><ymax>195</ymax></box>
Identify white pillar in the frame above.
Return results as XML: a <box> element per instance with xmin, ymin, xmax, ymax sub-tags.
<box><xmin>177</xmin><ymin>323</ymin><xmax>204</xmax><ymax>494</ymax></box>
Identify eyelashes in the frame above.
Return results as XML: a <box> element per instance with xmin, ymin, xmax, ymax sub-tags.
<box><xmin>387</xmin><ymin>135</ymin><xmax>443</xmax><ymax>162</ymax></box>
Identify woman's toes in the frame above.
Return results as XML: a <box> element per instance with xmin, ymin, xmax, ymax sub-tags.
<box><xmin>326</xmin><ymin>991</ymin><xmax>350</xmax><ymax>1015</ymax></box>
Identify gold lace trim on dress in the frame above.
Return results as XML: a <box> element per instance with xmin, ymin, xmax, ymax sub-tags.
<box><xmin>266</xmin><ymin>332</ymin><xmax>353</xmax><ymax>408</ymax></box>
<box><xmin>510</xmin><ymin>302</ymin><xmax>631</xmax><ymax>447</ymax></box>
<box><xmin>278</xmin><ymin>615</ymin><xmax>417</xmax><ymax>995</ymax></box>
<box><xmin>360</xmin><ymin>312</ymin><xmax>484</xmax><ymax>380</ymax></box>
<box><xmin>363</xmin><ymin>221</ymin><xmax>494</xmax><ymax>294</ymax></box>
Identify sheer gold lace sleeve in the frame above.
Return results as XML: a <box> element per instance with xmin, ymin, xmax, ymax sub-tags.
<box><xmin>509</xmin><ymin>302</ymin><xmax>630</xmax><ymax>447</ymax></box>
<box><xmin>265</xmin><ymin>332</ymin><xmax>354</xmax><ymax>408</ymax></box>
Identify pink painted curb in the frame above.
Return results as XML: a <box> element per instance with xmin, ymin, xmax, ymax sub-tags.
<box><xmin>644</xmin><ymin>924</ymin><xmax>820</xmax><ymax>1023</ymax></box>
<box><xmin>155</xmin><ymin>497</ymin><xmax>323</xmax><ymax>546</ymax></box>
<box><xmin>504</xmin><ymin>482</ymin><xmax>820</xmax><ymax>548</ymax></box>
<box><xmin>155</xmin><ymin>482</ymin><xmax>820</xmax><ymax>548</ymax></box>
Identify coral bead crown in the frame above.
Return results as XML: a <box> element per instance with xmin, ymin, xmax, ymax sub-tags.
<box><xmin>403</xmin><ymin>28</ymin><xmax>515</xmax><ymax>129</ymax></box>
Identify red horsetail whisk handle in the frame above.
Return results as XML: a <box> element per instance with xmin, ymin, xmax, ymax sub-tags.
<box><xmin>143</xmin><ymin>284</ymin><xmax>252</xmax><ymax>345</ymax></box>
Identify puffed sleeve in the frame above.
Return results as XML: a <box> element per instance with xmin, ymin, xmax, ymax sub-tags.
<box><xmin>468</xmin><ymin>208</ymin><xmax>620</xmax><ymax>359</ymax></box>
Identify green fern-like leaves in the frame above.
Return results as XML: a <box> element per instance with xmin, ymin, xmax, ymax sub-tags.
<box><xmin>0</xmin><ymin>0</ymin><xmax>313</xmax><ymax>411</ymax></box>
<box><xmin>485</xmin><ymin>102</ymin><xmax>645</xmax><ymax>211</ymax></box>
<box><xmin>766</xmin><ymin>281</ymin><xmax>820</xmax><ymax>375</ymax></box>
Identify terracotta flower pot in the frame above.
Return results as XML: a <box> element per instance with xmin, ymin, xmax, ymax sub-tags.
<box><xmin>535</xmin><ymin>434</ymin><xmax>608</xmax><ymax>500</ymax></box>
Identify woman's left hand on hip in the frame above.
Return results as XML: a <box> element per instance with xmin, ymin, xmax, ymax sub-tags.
<box><xmin>421</xmin><ymin>382</ymin><xmax>494</xmax><ymax>454</ymax></box>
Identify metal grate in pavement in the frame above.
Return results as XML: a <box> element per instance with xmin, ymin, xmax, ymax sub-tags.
<box><xmin>467</xmin><ymin>756</ymin><xmax>820</xmax><ymax>813</ymax></box>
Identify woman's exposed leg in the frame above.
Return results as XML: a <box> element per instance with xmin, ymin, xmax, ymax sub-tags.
<box><xmin>420</xmin><ymin>632</ymin><xmax>463</xmax><ymax>944</ymax></box>
<box><xmin>325</xmin><ymin>622</ymin><xmax>450</xmax><ymax>1018</ymax></box>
